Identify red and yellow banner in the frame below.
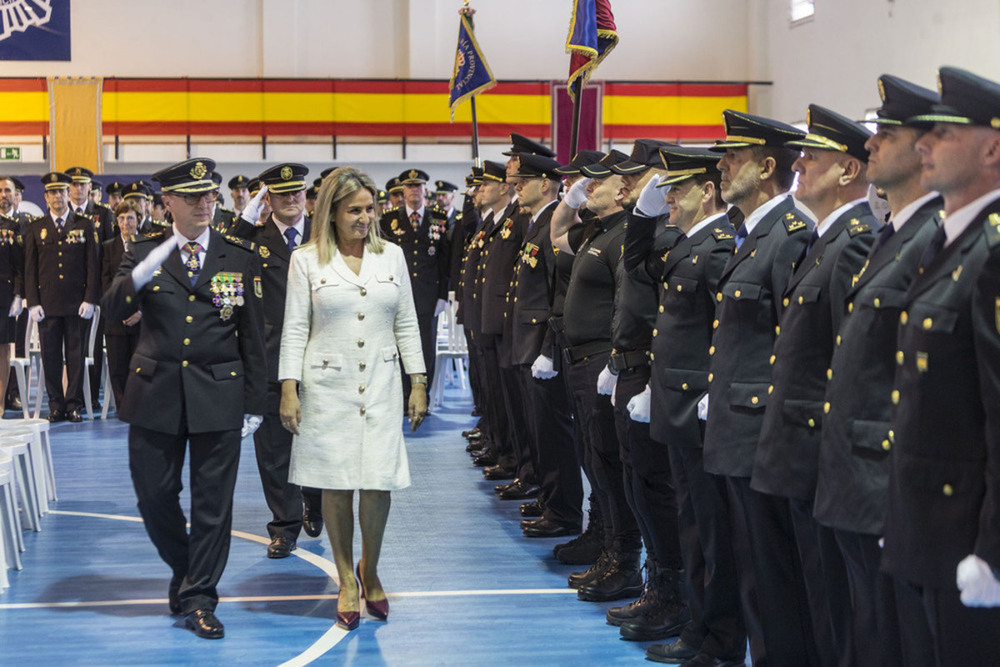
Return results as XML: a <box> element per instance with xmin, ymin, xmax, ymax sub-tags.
<box><xmin>0</xmin><ymin>77</ymin><xmax>746</xmax><ymax>144</ymax></box>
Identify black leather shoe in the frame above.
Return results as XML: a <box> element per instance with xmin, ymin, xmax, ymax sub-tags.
<box><xmin>267</xmin><ymin>536</ymin><xmax>297</xmax><ymax>558</ymax></box>
<box><xmin>473</xmin><ymin>449</ymin><xmax>498</xmax><ymax>467</ymax></box>
<box><xmin>462</xmin><ymin>427</ymin><xmax>481</xmax><ymax>440</ymax></box>
<box><xmin>523</xmin><ymin>518</ymin><xmax>581</xmax><ymax>538</ymax></box>
<box><xmin>6</xmin><ymin>395</ymin><xmax>22</xmax><ymax>411</ymax></box>
<box><xmin>482</xmin><ymin>465</ymin><xmax>515</xmax><ymax>480</ymax></box>
<box><xmin>302</xmin><ymin>508</ymin><xmax>323</xmax><ymax>538</ymax></box>
<box><xmin>494</xmin><ymin>479</ymin><xmax>517</xmax><ymax>495</ymax></box>
<box><xmin>466</xmin><ymin>440</ymin><xmax>485</xmax><ymax>453</ymax></box>
<box><xmin>678</xmin><ymin>654</ymin><xmax>745</xmax><ymax>667</ymax></box>
<box><xmin>168</xmin><ymin>576</ymin><xmax>183</xmax><ymax>615</ymax></box>
<box><xmin>554</xmin><ymin>529</ymin><xmax>603</xmax><ymax>565</ymax></box>
<box><xmin>47</xmin><ymin>410</ymin><xmax>66</xmax><ymax>423</ymax></box>
<box><xmin>645</xmin><ymin>638</ymin><xmax>701</xmax><ymax>664</ymax></box>
<box><xmin>185</xmin><ymin>609</ymin><xmax>225</xmax><ymax>639</ymax></box>
<box><xmin>519</xmin><ymin>500</ymin><xmax>543</xmax><ymax>517</ymax></box>
<box><xmin>67</xmin><ymin>409</ymin><xmax>83</xmax><ymax>423</ymax></box>
<box><xmin>568</xmin><ymin>550</ymin><xmax>612</xmax><ymax>589</ymax></box>
<box><xmin>520</xmin><ymin>517</ymin><xmax>541</xmax><ymax>530</ymax></box>
<box><xmin>498</xmin><ymin>479</ymin><xmax>540</xmax><ymax>500</ymax></box>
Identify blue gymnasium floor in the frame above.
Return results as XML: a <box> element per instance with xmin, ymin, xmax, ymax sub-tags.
<box><xmin>0</xmin><ymin>388</ymin><xmax>708</xmax><ymax>666</ymax></box>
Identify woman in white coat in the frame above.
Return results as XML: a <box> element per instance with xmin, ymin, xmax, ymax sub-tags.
<box><xmin>278</xmin><ymin>166</ymin><xmax>427</xmax><ymax>631</ymax></box>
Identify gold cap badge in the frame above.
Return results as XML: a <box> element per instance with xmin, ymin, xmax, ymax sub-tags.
<box><xmin>281</xmin><ymin>166</ymin><xmax>293</xmax><ymax>181</ymax></box>
<box><xmin>190</xmin><ymin>161</ymin><xmax>208</xmax><ymax>180</ymax></box>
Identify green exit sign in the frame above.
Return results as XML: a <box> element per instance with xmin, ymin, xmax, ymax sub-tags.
<box><xmin>0</xmin><ymin>147</ymin><xmax>20</xmax><ymax>161</ymax></box>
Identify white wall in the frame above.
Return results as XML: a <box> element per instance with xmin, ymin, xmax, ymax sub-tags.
<box><xmin>761</xmin><ymin>0</ymin><xmax>1000</xmax><ymax>124</ymax></box>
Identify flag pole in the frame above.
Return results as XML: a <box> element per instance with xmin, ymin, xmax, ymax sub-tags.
<box><xmin>461</xmin><ymin>1</ymin><xmax>482</xmax><ymax>167</ymax></box>
<box><xmin>570</xmin><ymin>78</ymin><xmax>582</xmax><ymax>158</ymax></box>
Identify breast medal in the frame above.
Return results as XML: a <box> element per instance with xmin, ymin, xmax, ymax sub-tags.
<box><xmin>210</xmin><ymin>272</ymin><xmax>244</xmax><ymax>321</ymax></box>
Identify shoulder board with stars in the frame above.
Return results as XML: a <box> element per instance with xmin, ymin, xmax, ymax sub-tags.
<box><xmin>712</xmin><ymin>227</ymin><xmax>734</xmax><ymax>241</ymax></box>
<box><xmin>224</xmin><ymin>234</ymin><xmax>256</xmax><ymax>252</ymax></box>
<box><xmin>986</xmin><ymin>212</ymin><xmax>1000</xmax><ymax>248</ymax></box>
<box><xmin>431</xmin><ymin>207</ymin><xmax>448</xmax><ymax>220</ymax></box>
<box><xmin>783</xmin><ymin>213</ymin><xmax>809</xmax><ymax>234</ymax></box>
<box><xmin>846</xmin><ymin>219</ymin><xmax>871</xmax><ymax>237</ymax></box>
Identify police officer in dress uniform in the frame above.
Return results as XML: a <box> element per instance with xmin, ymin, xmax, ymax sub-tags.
<box><xmin>228</xmin><ymin>163</ymin><xmax>323</xmax><ymax>557</ymax></box>
<box><xmin>632</xmin><ymin>146</ymin><xmax>746</xmax><ymax>666</ymax></box>
<box><xmin>506</xmin><ymin>154</ymin><xmax>582</xmax><ymax>535</ymax></box>
<box><xmin>0</xmin><ymin>203</ymin><xmax>24</xmax><ymax>404</ymax></box>
<box><xmin>25</xmin><ymin>172</ymin><xmax>101</xmax><ymax>423</ymax></box>
<box><xmin>551</xmin><ymin>150</ymin><xmax>641</xmax><ymax>601</ymax></box>
<box><xmin>211</xmin><ymin>172</ymin><xmax>237</xmax><ymax>233</ymax></box>
<box><xmin>433</xmin><ymin>180</ymin><xmax>459</xmax><ymax>231</ymax></box>
<box><xmin>228</xmin><ymin>174</ymin><xmax>251</xmax><ymax>218</ymax></box>
<box><xmin>880</xmin><ymin>66</ymin><xmax>1000</xmax><ymax>666</ymax></box>
<box><xmin>702</xmin><ymin>111</ymin><xmax>815</xmax><ymax>666</ymax></box>
<box><xmin>751</xmin><ymin>106</ymin><xmax>877</xmax><ymax>666</ymax></box>
<box><xmin>125</xmin><ymin>181</ymin><xmax>158</xmax><ymax>235</ymax></box>
<box><xmin>67</xmin><ymin>166</ymin><xmax>114</xmax><ymax>413</ymax></box>
<box><xmin>812</xmin><ymin>75</ymin><xmax>942</xmax><ymax>667</ymax></box>
<box><xmin>105</xmin><ymin>181</ymin><xmax>124</xmax><ymax>211</ymax></box>
<box><xmin>102</xmin><ymin>157</ymin><xmax>266</xmax><ymax>639</ymax></box>
<box><xmin>378</xmin><ymin>169</ymin><xmax>449</xmax><ymax>402</ymax></box>
<box><xmin>0</xmin><ymin>175</ymin><xmax>31</xmax><ymax>412</ymax></box>
<box><xmin>386</xmin><ymin>177</ymin><xmax>404</xmax><ymax>210</ymax></box>
<box><xmin>101</xmin><ymin>199</ymin><xmax>143</xmax><ymax>412</ymax></box>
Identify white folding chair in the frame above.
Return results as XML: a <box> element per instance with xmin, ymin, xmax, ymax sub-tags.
<box><xmin>0</xmin><ymin>421</ymin><xmax>55</xmax><ymax>510</ymax></box>
<box><xmin>430</xmin><ymin>294</ymin><xmax>470</xmax><ymax>407</ymax></box>
<box><xmin>28</xmin><ymin>318</ymin><xmax>44</xmax><ymax>420</ymax></box>
<box><xmin>0</xmin><ymin>457</ymin><xmax>23</xmax><ymax>574</ymax></box>
<box><xmin>0</xmin><ymin>436</ymin><xmax>41</xmax><ymax>533</ymax></box>
<box><xmin>8</xmin><ymin>317</ymin><xmax>41</xmax><ymax>420</ymax></box>
<box><xmin>82</xmin><ymin>305</ymin><xmax>103</xmax><ymax>420</ymax></box>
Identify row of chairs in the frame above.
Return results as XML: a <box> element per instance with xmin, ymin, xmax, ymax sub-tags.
<box><xmin>8</xmin><ymin>306</ymin><xmax>116</xmax><ymax>422</ymax></box>
<box><xmin>429</xmin><ymin>294</ymin><xmax>470</xmax><ymax>408</ymax></box>
<box><xmin>0</xmin><ymin>419</ymin><xmax>58</xmax><ymax>590</ymax></box>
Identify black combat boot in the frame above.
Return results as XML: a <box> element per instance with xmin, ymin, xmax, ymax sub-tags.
<box><xmin>577</xmin><ymin>549</ymin><xmax>644</xmax><ymax>602</ymax></box>
<box><xmin>619</xmin><ymin>567</ymin><xmax>690</xmax><ymax>641</ymax></box>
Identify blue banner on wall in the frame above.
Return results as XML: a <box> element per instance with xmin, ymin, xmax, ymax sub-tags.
<box><xmin>0</xmin><ymin>0</ymin><xmax>71</xmax><ymax>61</ymax></box>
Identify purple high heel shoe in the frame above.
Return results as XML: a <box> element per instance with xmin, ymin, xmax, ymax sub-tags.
<box><xmin>337</xmin><ymin>577</ymin><xmax>360</xmax><ymax>630</ymax></box>
<box><xmin>357</xmin><ymin>564</ymin><xmax>389</xmax><ymax>621</ymax></box>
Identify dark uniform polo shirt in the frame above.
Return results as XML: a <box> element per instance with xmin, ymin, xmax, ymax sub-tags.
<box><xmin>563</xmin><ymin>210</ymin><xmax>628</xmax><ymax>346</ymax></box>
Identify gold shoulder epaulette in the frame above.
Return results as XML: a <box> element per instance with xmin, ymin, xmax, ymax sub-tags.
<box><xmin>136</xmin><ymin>230</ymin><xmax>166</xmax><ymax>242</ymax></box>
<box><xmin>224</xmin><ymin>234</ymin><xmax>256</xmax><ymax>252</ymax></box>
<box><xmin>784</xmin><ymin>214</ymin><xmax>808</xmax><ymax>233</ymax></box>
<box><xmin>712</xmin><ymin>227</ymin><xmax>734</xmax><ymax>241</ymax></box>
<box><xmin>986</xmin><ymin>212</ymin><xmax>1000</xmax><ymax>247</ymax></box>
<box><xmin>847</xmin><ymin>220</ymin><xmax>871</xmax><ymax>237</ymax></box>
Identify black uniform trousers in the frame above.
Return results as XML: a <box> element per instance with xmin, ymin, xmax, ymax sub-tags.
<box><xmin>465</xmin><ymin>328</ymin><xmax>486</xmax><ymax>423</ymax></box>
<box><xmin>668</xmin><ymin>439</ymin><xmax>747</xmax><ymax>663</ymax></box>
<box><xmin>789</xmin><ymin>499</ymin><xmax>853</xmax><ymax>667</ymax></box>
<box><xmin>38</xmin><ymin>314</ymin><xmax>87</xmax><ymax>413</ymax></box>
<box><xmin>128</xmin><ymin>424</ymin><xmax>241</xmax><ymax>614</ymax></box>
<box><xmin>613</xmin><ymin>365</ymin><xmax>681</xmax><ymax>567</ymax></box>
<box><xmin>498</xmin><ymin>347</ymin><xmax>534</xmax><ymax>485</ymax></box>
<box><xmin>401</xmin><ymin>310</ymin><xmax>437</xmax><ymax>405</ymax></box>
<box><xmin>519</xmin><ymin>364</ymin><xmax>581</xmax><ymax>527</ymax></box>
<box><xmin>253</xmin><ymin>383</ymin><xmax>323</xmax><ymax>542</ymax></box>
<box><xmin>566</xmin><ymin>352</ymin><xmax>639</xmax><ymax>551</ymax></box>
<box><xmin>105</xmin><ymin>328</ymin><xmax>139</xmax><ymax>410</ymax></box>
<box><xmin>480</xmin><ymin>337</ymin><xmax>516</xmax><ymax>470</ymax></box>
<box><xmin>832</xmin><ymin>528</ymin><xmax>902</xmax><ymax>667</ymax></box>
<box><xmin>892</xmin><ymin>574</ymin><xmax>1000</xmax><ymax>667</ymax></box>
<box><xmin>6</xmin><ymin>311</ymin><xmax>27</xmax><ymax>402</ymax></box>
<box><xmin>727</xmin><ymin>476</ymin><xmax>818</xmax><ymax>666</ymax></box>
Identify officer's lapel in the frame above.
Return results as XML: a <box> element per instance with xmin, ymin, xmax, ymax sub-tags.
<box><xmin>906</xmin><ymin>211</ymin><xmax>986</xmax><ymax>302</ymax></box>
<box><xmin>261</xmin><ymin>218</ymin><xmax>290</xmax><ymax>262</ymax></box>
<box><xmin>301</xmin><ymin>217</ymin><xmax>312</xmax><ymax>244</ymax></box>
<box><xmin>851</xmin><ymin>209</ymin><xmax>934</xmax><ymax>296</ymax></box>
<box><xmin>193</xmin><ymin>230</ymin><xmax>225</xmax><ymax>292</ymax></box>
<box><xmin>159</xmin><ymin>243</ymin><xmax>189</xmax><ymax>288</ymax></box>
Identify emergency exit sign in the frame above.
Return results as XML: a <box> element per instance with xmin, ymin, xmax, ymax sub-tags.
<box><xmin>0</xmin><ymin>147</ymin><xmax>20</xmax><ymax>160</ymax></box>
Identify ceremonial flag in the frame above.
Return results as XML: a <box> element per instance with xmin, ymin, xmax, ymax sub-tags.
<box><xmin>448</xmin><ymin>12</ymin><xmax>496</xmax><ymax>120</ymax></box>
<box><xmin>566</xmin><ymin>0</ymin><xmax>618</xmax><ymax>98</ymax></box>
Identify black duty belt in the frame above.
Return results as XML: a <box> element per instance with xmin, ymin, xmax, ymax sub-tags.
<box><xmin>608</xmin><ymin>349</ymin><xmax>650</xmax><ymax>373</ymax></box>
<box><xmin>563</xmin><ymin>340</ymin><xmax>612</xmax><ymax>365</ymax></box>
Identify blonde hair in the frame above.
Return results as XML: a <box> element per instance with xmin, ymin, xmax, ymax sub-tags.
<box><xmin>308</xmin><ymin>166</ymin><xmax>384</xmax><ymax>264</ymax></box>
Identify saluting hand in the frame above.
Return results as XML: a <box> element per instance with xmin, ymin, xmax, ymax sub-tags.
<box><xmin>131</xmin><ymin>237</ymin><xmax>177</xmax><ymax>291</ymax></box>
<box><xmin>240</xmin><ymin>185</ymin><xmax>269</xmax><ymax>225</ymax></box>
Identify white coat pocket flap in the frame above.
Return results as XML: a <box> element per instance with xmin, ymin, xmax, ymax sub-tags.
<box><xmin>309</xmin><ymin>353</ymin><xmax>343</xmax><ymax>370</ymax></box>
<box><xmin>382</xmin><ymin>345</ymin><xmax>399</xmax><ymax>362</ymax></box>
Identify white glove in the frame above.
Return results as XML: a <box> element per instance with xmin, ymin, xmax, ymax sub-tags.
<box><xmin>240</xmin><ymin>185</ymin><xmax>269</xmax><ymax>225</ymax></box>
<box><xmin>564</xmin><ymin>177</ymin><xmax>592</xmax><ymax>209</ymax></box>
<box><xmin>697</xmin><ymin>392</ymin><xmax>709</xmax><ymax>421</ymax></box>
<box><xmin>597</xmin><ymin>365</ymin><xmax>617</xmax><ymax>396</ymax></box>
<box><xmin>242</xmin><ymin>414</ymin><xmax>264</xmax><ymax>439</ymax></box>
<box><xmin>9</xmin><ymin>296</ymin><xmax>22</xmax><ymax>318</ymax></box>
<box><xmin>957</xmin><ymin>554</ymin><xmax>1000</xmax><ymax>607</ymax></box>
<box><xmin>634</xmin><ymin>174</ymin><xmax>670</xmax><ymax>218</ymax></box>
<box><xmin>435</xmin><ymin>298</ymin><xmax>448</xmax><ymax>317</ymax></box>
<box><xmin>627</xmin><ymin>384</ymin><xmax>651</xmax><ymax>423</ymax></box>
<box><xmin>78</xmin><ymin>302</ymin><xmax>95</xmax><ymax>319</ymax></box>
<box><xmin>131</xmin><ymin>237</ymin><xmax>177</xmax><ymax>291</ymax></box>
<box><xmin>531</xmin><ymin>354</ymin><xmax>558</xmax><ymax>380</ymax></box>
<box><xmin>29</xmin><ymin>305</ymin><xmax>44</xmax><ymax>322</ymax></box>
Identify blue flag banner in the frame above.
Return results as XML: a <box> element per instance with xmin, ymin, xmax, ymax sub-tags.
<box><xmin>448</xmin><ymin>13</ymin><xmax>495</xmax><ymax>119</ymax></box>
<box><xmin>0</xmin><ymin>0</ymin><xmax>71</xmax><ymax>61</ymax></box>
<box><xmin>566</xmin><ymin>0</ymin><xmax>618</xmax><ymax>98</ymax></box>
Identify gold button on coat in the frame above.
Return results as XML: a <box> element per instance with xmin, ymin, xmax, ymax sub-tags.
<box><xmin>943</xmin><ymin>484</ymin><xmax>953</xmax><ymax>496</ymax></box>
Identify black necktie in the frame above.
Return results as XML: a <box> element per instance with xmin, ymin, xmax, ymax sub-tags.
<box><xmin>55</xmin><ymin>217</ymin><xmax>64</xmax><ymax>231</ymax></box>
<box><xmin>871</xmin><ymin>223</ymin><xmax>896</xmax><ymax>255</ymax></box>
<box><xmin>918</xmin><ymin>225</ymin><xmax>947</xmax><ymax>272</ymax></box>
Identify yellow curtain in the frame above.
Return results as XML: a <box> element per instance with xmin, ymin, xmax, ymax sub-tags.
<box><xmin>47</xmin><ymin>77</ymin><xmax>103</xmax><ymax>172</ymax></box>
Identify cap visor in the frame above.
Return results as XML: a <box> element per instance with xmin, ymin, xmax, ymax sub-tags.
<box><xmin>608</xmin><ymin>160</ymin><xmax>649</xmax><ymax>175</ymax></box>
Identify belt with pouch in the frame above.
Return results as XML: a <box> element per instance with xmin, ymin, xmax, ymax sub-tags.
<box><xmin>608</xmin><ymin>349</ymin><xmax>650</xmax><ymax>373</ymax></box>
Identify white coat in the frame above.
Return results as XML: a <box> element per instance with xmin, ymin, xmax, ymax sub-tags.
<box><xmin>278</xmin><ymin>241</ymin><xmax>425</xmax><ymax>490</ymax></box>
